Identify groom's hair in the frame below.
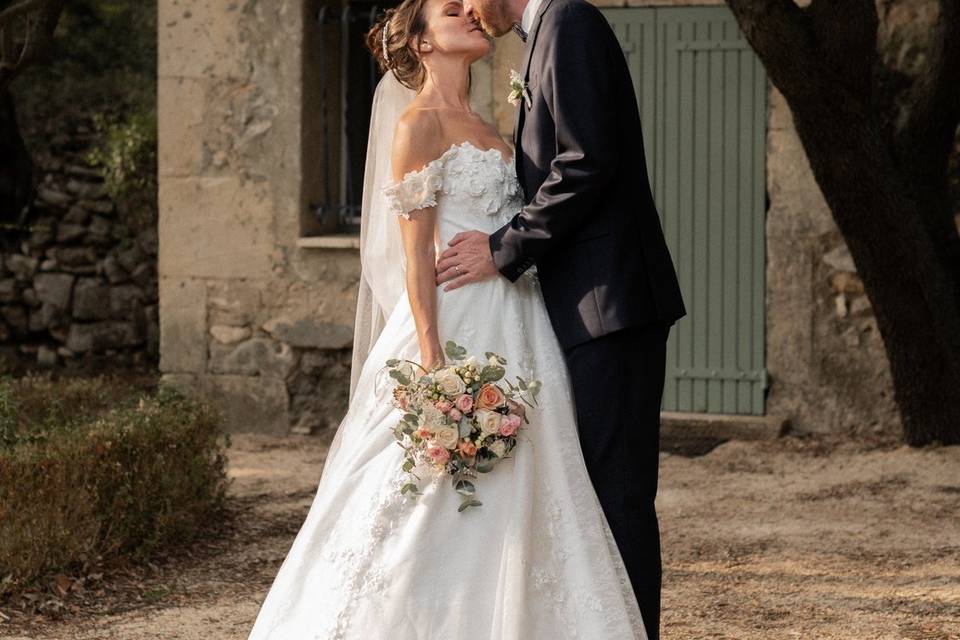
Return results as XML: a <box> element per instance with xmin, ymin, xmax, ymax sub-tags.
<box><xmin>367</xmin><ymin>0</ymin><xmax>431</xmax><ymax>91</ymax></box>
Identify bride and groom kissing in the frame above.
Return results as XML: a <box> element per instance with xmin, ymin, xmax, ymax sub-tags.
<box><xmin>247</xmin><ymin>0</ymin><xmax>685</xmax><ymax>637</ymax></box>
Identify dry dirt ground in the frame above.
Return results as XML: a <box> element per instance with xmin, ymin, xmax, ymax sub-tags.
<box><xmin>2</xmin><ymin>432</ymin><xmax>958</xmax><ymax>640</ymax></box>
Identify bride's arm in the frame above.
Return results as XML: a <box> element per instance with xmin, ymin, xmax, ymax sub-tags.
<box><xmin>390</xmin><ymin>112</ymin><xmax>446</xmax><ymax>370</ymax></box>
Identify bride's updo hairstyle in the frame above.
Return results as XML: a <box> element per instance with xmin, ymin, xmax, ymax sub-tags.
<box><xmin>366</xmin><ymin>0</ymin><xmax>431</xmax><ymax>91</ymax></box>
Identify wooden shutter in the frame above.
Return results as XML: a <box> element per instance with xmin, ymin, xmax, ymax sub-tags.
<box><xmin>602</xmin><ymin>6</ymin><xmax>768</xmax><ymax>415</ymax></box>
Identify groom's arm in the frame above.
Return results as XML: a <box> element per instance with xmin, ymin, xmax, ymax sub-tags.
<box><xmin>489</xmin><ymin>1</ymin><xmax>622</xmax><ymax>282</ymax></box>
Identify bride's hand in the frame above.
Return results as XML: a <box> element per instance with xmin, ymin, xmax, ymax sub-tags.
<box><xmin>422</xmin><ymin>344</ymin><xmax>446</xmax><ymax>371</ymax></box>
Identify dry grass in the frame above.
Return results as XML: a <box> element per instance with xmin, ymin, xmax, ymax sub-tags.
<box><xmin>0</xmin><ymin>374</ymin><xmax>230</xmax><ymax>601</ymax></box>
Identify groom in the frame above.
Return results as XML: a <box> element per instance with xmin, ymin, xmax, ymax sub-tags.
<box><xmin>435</xmin><ymin>0</ymin><xmax>686</xmax><ymax>636</ymax></box>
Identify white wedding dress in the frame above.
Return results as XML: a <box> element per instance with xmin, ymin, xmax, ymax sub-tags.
<box><xmin>247</xmin><ymin>139</ymin><xmax>647</xmax><ymax>640</ymax></box>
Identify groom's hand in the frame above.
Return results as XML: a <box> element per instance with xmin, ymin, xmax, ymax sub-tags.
<box><xmin>436</xmin><ymin>231</ymin><xmax>499</xmax><ymax>291</ymax></box>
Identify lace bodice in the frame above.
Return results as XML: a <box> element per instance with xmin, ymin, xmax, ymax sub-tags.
<box><xmin>382</xmin><ymin>140</ymin><xmax>524</xmax><ymax>235</ymax></box>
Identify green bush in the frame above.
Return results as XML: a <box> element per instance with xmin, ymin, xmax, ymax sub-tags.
<box><xmin>85</xmin><ymin>108</ymin><xmax>158</xmax><ymax>231</ymax></box>
<box><xmin>0</xmin><ymin>374</ymin><xmax>230</xmax><ymax>597</ymax></box>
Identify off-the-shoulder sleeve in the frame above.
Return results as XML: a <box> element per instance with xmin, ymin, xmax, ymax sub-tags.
<box><xmin>382</xmin><ymin>159</ymin><xmax>444</xmax><ymax>219</ymax></box>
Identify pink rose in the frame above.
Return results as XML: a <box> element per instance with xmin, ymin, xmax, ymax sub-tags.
<box><xmin>448</xmin><ymin>408</ymin><xmax>463</xmax><ymax>422</ymax></box>
<box><xmin>458</xmin><ymin>439</ymin><xmax>478</xmax><ymax>457</ymax></box>
<box><xmin>476</xmin><ymin>384</ymin><xmax>506</xmax><ymax>410</ymax></box>
<box><xmin>499</xmin><ymin>413</ymin><xmax>522</xmax><ymax>437</ymax></box>
<box><xmin>414</xmin><ymin>426</ymin><xmax>432</xmax><ymax>439</ymax></box>
<box><xmin>454</xmin><ymin>394</ymin><xmax>474</xmax><ymax>413</ymax></box>
<box><xmin>435</xmin><ymin>399</ymin><xmax>453</xmax><ymax>414</ymax></box>
<box><xmin>426</xmin><ymin>442</ymin><xmax>450</xmax><ymax>464</ymax></box>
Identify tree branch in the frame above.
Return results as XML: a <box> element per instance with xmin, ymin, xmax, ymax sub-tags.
<box><xmin>0</xmin><ymin>0</ymin><xmax>64</xmax><ymax>89</ymax></box>
<box><xmin>0</xmin><ymin>0</ymin><xmax>45</xmax><ymax>28</ymax></box>
<box><xmin>805</xmin><ymin>0</ymin><xmax>878</xmax><ymax>100</ymax></box>
<box><xmin>723</xmin><ymin>0</ymin><xmax>817</xmax><ymax>100</ymax></box>
<box><xmin>896</xmin><ymin>0</ymin><xmax>960</xmax><ymax>178</ymax></box>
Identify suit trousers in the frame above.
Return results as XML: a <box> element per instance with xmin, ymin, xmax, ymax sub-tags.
<box><xmin>563</xmin><ymin>320</ymin><xmax>671</xmax><ymax>640</ymax></box>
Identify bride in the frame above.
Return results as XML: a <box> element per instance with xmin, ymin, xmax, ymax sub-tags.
<box><xmin>247</xmin><ymin>0</ymin><xmax>647</xmax><ymax>637</ymax></box>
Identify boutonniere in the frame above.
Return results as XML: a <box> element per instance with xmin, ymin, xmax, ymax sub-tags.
<box><xmin>507</xmin><ymin>69</ymin><xmax>532</xmax><ymax>108</ymax></box>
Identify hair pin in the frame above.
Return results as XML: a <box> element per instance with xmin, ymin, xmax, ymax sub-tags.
<box><xmin>382</xmin><ymin>18</ymin><xmax>391</xmax><ymax>66</ymax></box>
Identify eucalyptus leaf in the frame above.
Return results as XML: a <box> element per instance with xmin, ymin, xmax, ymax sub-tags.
<box><xmin>458</xmin><ymin>498</ymin><xmax>483</xmax><ymax>512</ymax></box>
<box><xmin>476</xmin><ymin>453</ymin><xmax>497</xmax><ymax>473</ymax></box>
<box><xmin>389</xmin><ymin>370</ymin><xmax>411</xmax><ymax>385</ymax></box>
<box><xmin>385</xmin><ymin>359</ymin><xmax>400</xmax><ymax>367</ymax></box>
<box><xmin>454</xmin><ymin>479</ymin><xmax>476</xmax><ymax>496</ymax></box>
<box><xmin>458</xmin><ymin>416</ymin><xmax>473</xmax><ymax>438</ymax></box>
<box><xmin>480</xmin><ymin>365</ymin><xmax>505</xmax><ymax>383</ymax></box>
<box><xmin>445</xmin><ymin>340</ymin><xmax>467</xmax><ymax>360</ymax></box>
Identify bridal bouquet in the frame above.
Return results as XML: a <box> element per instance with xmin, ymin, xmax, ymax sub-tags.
<box><xmin>385</xmin><ymin>340</ymin><xmax>541</xmax><ymax>512</ymax></box>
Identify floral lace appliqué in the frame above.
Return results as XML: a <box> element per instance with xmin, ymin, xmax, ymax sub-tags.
<box><xmin>440</xmin><ymin>141</ymin><xmax>520</xmax><ymax>216</ymax></box>
<box><xmin>383</xmin><ymin>159</ymin><xmax>445</xmax><ymax>219</ymax></box>
<box><xmin>317</xmin><ymin>472</ymin><xmax>410</xmax><ymax>639</ymax></box>
<box><xmin>382</xmin><ymin>141</ymin><xmax>522</xmax><ymax>221</ymax></box>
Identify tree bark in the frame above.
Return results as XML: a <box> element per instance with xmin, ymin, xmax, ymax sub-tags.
<box><xmin>0</xmin><ymin>0</ymin><xmax>65</xmax><ymax>242</ymax></box>
<box><xmin>0</xmin><ymin>0</ymin><xmax>66</xmax><ymax>89</ymax></box>
<box><xmin>0</xmin><ymin>86</ymin><xmax>31</xmax><ymax>239</ymax></box>
<box><xmin>726</xmin><ymin>0</ymin><xmax>960</xmax><ymax>445</ymax></box>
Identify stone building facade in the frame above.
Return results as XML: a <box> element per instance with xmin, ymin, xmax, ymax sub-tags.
<box><xmin>157</xmin><ymin>0</ymin><xmax>905</xmax><ymax>437</ymax></box>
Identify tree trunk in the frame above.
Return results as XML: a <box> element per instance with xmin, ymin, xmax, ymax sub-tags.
<box><xmin>725</xmin><ymin>0</ymin><xmax>960</xmax><ymax>445</ymax></box>
<box><xmin>0</xmin><ymin>86</ymin><xmax>32</xmax><ymax>239</ymax></box>
<box><xmin>790</xmin><ymin>97</ymin><xmax>960</xmax><ymax>445</ymax></box>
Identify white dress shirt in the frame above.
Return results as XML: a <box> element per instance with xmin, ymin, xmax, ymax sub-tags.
<box><xmin>520</xmin><ymin>0</ymin><xmax>544</xmax><ymax>35</ymax></box>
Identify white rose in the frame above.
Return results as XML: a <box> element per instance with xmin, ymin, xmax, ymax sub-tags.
<box><xmin>434</xmin><ymin>426</ymin><xmax>459</xmax><ymax>449</ymax></box>
<box><xmin>488</xmin><ymin>439</ymin><xmax>507</xmax><ymax>458</ymax></box>
<box><xmin>434</xmin><ymin>367</ymin><xmax>466</xmax><ymax>396</ymax></box>
<box><xmin>420</xmin><ymin>404</ymin><xmax>445</xmax><ymax>432</ymax></box>
<box><xmin>476</xmin><ymin>409</ymin><xmax>502</xmax><ymax>437</ymax></box>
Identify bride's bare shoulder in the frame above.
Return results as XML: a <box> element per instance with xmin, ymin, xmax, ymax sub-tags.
<box><xmin>391</xmin><ymin>107</ymin><xmax>448</xmax><ymax>179</ymax></box>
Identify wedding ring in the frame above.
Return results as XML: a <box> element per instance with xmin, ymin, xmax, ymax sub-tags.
<box><xmin>455</xmin><ymin>264</ymin><xmax>463</xmax><ymax>275</ymax></box>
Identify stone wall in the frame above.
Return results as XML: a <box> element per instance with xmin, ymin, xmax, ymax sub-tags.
<box><xmin>0</xmin><ymin>139</ymin><xmax>158</xmax><ymax>370</ymax></box>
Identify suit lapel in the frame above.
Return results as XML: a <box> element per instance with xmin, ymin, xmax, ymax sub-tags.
<box><xmin>520</xmin><ymin>0</ymin><xmax>556</xmax><ymax>82</ymax></box>
<box><xmin>512</xmin><ymin>0</ymin><xmax>557</xmax><ymax>189</ymax></box>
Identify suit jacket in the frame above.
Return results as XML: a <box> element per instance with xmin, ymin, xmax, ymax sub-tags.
<box><xmin>488</xmin><ymin>0</ymin><xmax>687</xmax><ymax>350</ymax></box>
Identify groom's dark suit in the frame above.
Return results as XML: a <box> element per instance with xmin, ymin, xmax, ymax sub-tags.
<box><xmin>487</xmin><ymin>0</ymin><xmax>686</xmax><ymax>636</ymax></box>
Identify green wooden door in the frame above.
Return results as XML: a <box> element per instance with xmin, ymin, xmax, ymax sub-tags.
<box><xmin>602</xmin><ymin>6</ymin><xmax>768</xmax><ymax>415</ymax></box>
